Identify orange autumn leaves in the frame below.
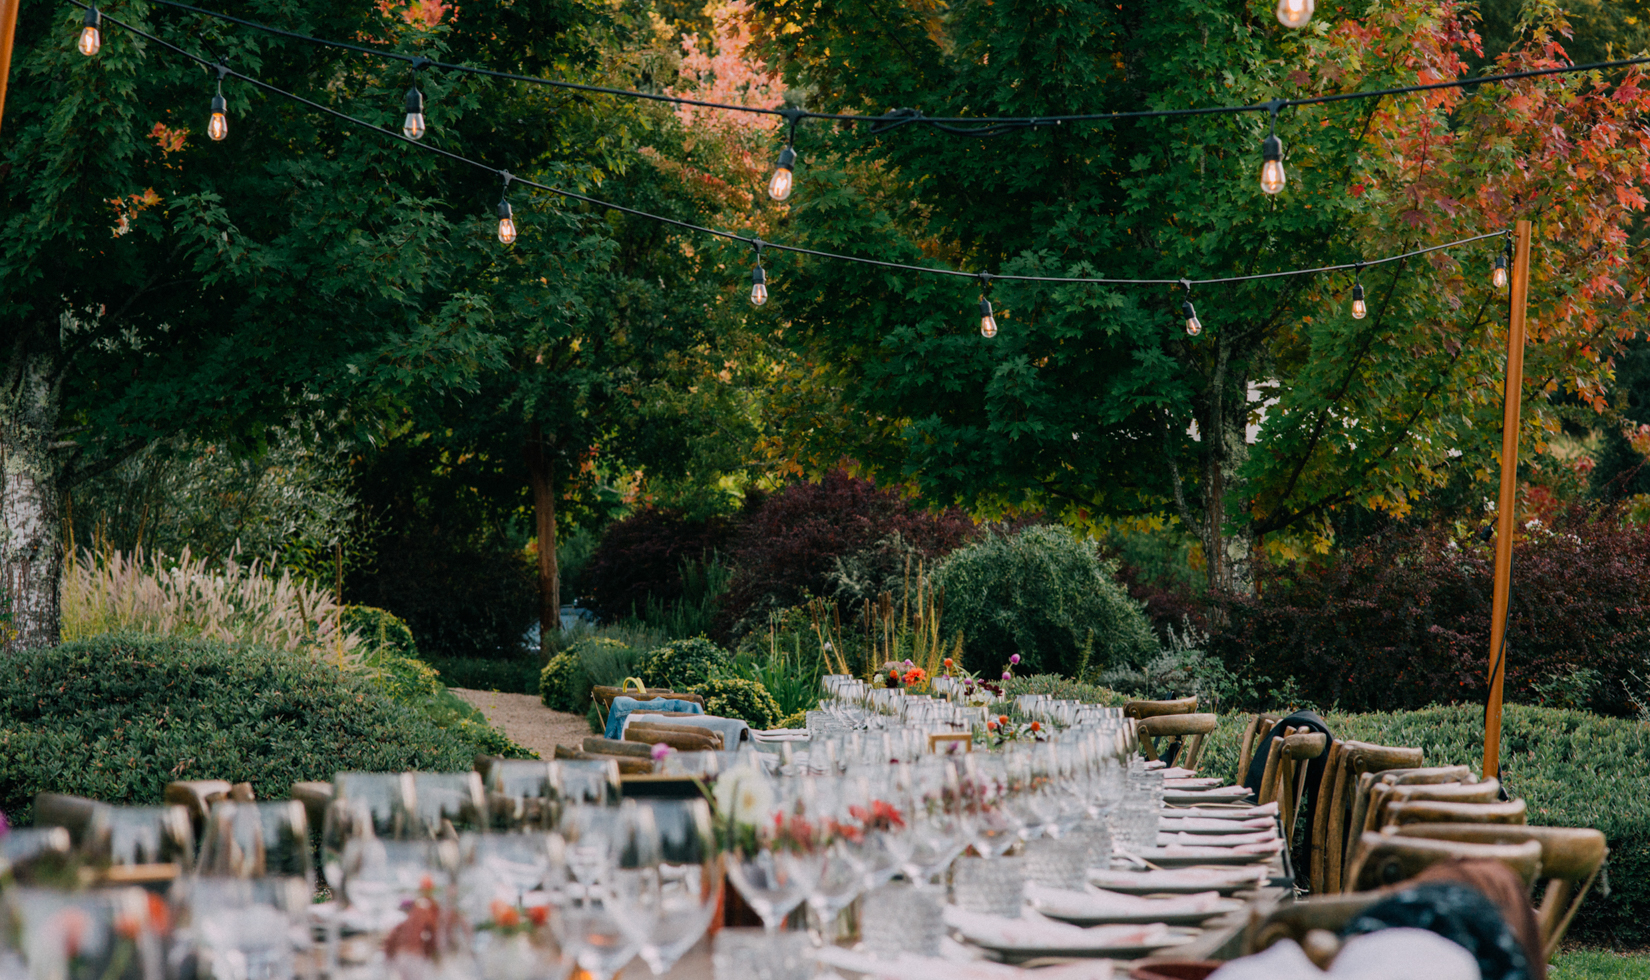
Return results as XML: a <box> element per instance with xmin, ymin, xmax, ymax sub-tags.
<box><xmin>109</xmin><ymin>123</ymin><xmax>188</xmax><ymax>236</ymax></box>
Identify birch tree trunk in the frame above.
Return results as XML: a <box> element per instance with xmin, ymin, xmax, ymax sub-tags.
<box><xmin>525</xmin><ymin>424</ymin><xmax>560</xmax><ymax>661</ymax></box>
<box><xmin>1</xmin><ymin>351</ymin><xmax>63</xmax><ymax>652</ymax></box>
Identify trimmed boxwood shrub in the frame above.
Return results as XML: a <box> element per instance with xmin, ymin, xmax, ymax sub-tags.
<box><xmin>538</xmin><ymin>637</ymin><xmax>641</xmax><ymax>713</ymax></box>
<box><xmin>637</xmin><ymin>637</ymin><xmax>733</xmax><ymax>690</ymax></box>
<box><xmin>937</xmin><ymin>525</ymin><xmax>1158</xmax><ymax>679</ymax></box>
<box><xmin>0</xmin><ymin>633</ymin><xmax>493</xmax><ymax>825</ymax></box>
<box><xmin>342</xmin><ymin>605</ymin><xmax>418</xmax><ymax>658</ymax></box>
<box><xmin>1196</xmin><ymin>703</ymin><xmax>1650</xmax><ymax>947</ymax></box>
<box><xmin>690</xmin><ymin>678</ymin><xmax>781</xmax><ymax>730</ymax></box>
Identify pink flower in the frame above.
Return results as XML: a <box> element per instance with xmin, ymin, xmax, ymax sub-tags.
<box><xmin>1002</xmin><ymin>671</ymin><xmax>1012</xmax><ymax>680</ymax></box>
<box><xmin>651</xmin><ymin>743</ymin><xmax>673</xmax><ymax>761</ymax></box>
<box><xmin>1009</xmin><ymin>654</ymin><xmax>1021</xmax><ymax>665</ymax></box>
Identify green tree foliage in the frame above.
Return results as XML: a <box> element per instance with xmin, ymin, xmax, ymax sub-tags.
<box><xmin>935</xmin><ymin>525</ymin><xmax>1158</xmax><ymax>679</ymax></box>
<box><xmin>744</xmin><ymin>0</ymin><xmax>1650</xmax><ymax>593</ymax></box>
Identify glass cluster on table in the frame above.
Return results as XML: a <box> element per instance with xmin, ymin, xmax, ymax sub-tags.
<box><xmin>0</xmin><ymin>682</ymin><xmax>1176</xmax><ymax>980</ymax></box>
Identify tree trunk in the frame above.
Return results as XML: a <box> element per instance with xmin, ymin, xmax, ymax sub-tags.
<box><xmin>525</xmin><ymin>424</ymin><xmax>559</xmax><ymax>661</ymax></box>
<box><xmin>1</xmin><ymin>351</ymin><xmax>63</xmax><ymax>652</ymax></box>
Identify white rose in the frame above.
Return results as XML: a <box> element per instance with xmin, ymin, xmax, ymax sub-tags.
<box><xmin>714</xmin><ymin>766</ymin><xmax>775</xmax><ymax>827</ymax></box>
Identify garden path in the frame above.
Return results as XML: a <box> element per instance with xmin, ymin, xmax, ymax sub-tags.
<box><xmin>450</xmin><ymin>688</ymin><xmax>591</xmax><ymax>759</ymax></box>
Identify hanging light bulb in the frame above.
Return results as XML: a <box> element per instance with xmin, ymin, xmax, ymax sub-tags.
<box><xmin>979</xmin><ymin>297</ymin><xmax>998</xmax><ymax>338</ymax></box>
<box><xmin>750</xmin><ymin>263</ymin><xmax>768</xmax><ymax>306</ymax></box>
<box><xmin>1276</xmin><ymin>0</ymin><xmax>1313</xmax><ymax>28</ymax></box>
<box><xmin>402</xmin><ymin>86</ymin><xmax>425</xmax><ymax>140</ymax></box>
<box><xmin>1492</xmin><ymin>250</ymin><xmax>1509</xmax><ymax>289</ymax></box>
<box><xmin>1180</xmin><ymin>280</ymin><xmax>1201</xmax><ymax>337</ymax></box>
<box><xmin>1260</xmin><ymin>132</ymin><xmax>1285</xmax><ymax>195</ymax></box>
<box><xmin>208</xmin><ymin>92</ymin><xmax>228</xmax><ymax>141</ymax></box>
<box><xmin>1351</xmin><ymin>282</ymin><xmax>1367</xmax><ymax>320</ymax></box>
<box><xmin>497</xmin><ymin>200</ymin><xmax>516</xmax><ymax>244</ymax></box>
<box><xmin>78</xmin><ymin>5</ymin><xmax>101</xmax><ymax>56</ymax></box>
<box><xmin>768</xmin><ymin>144</ymin><xmax>796</xmax><ymax>202</ymax></box>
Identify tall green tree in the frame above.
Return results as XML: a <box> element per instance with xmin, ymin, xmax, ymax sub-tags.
<box><xmin>0</xmin><ymin>0</ymin><xmax>670</xmax><ymax>649</ymax></box>
<box><xmin>746</xmin><ymin>0</ymin><xmax>1650</xmax><ymax>591</ymax></box>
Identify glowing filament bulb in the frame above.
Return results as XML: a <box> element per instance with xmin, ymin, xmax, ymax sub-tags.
<box><xmin>1492</xmin><ymin>253</ymin><xmax>1509</xmax><ymax>289</ymax></box>
<box><xmin>497</xmin><ymin>200</ymin><xmax>516</xmax><ymax>244</ymax></box>
<box><xmin>1351</xmin><ymin>282</ymin><xmax>1367</xmax><ymax>319</ymax></box>
<box><xmin>1260</xmin><ymin>134</ymin><xmax>1285</xmax><ymax>195</ymax></box>
<box><xmin>1276</xmin><ymin>0</ymin><xmax>1313</xmax><ymax>28</ymax></box>
<box><xmin>1182</xmin><ymin>299</ymin><xmax>1202</xmax><ymax>337</ymax></box>
<box><xmin>750</xmin><ymin>265</ymin><xmax>768</xmax><ymax>306</ymax></box>
<box><xmin>979</xmin><ymin>297</ymin><xmax>998</xmax><ymax>338</ymax></box>
<box><xmin>403</xmin><ymin>86</ymin><xmax>425</xmax><ymax>140</ymax></box>
<box><xmin>768</xmin><ymin>145</ymin><xmax>796</xmax><ymax>202</ymax></box>
<box><xmin>208</xmin><ymin>93</ymin><xmax>228</xmax><ymax>141</ymax></box>
<box><xmin>78</xmin><ymin>7</ymin><xmax>101</xmax><ymax>56</ymax></box>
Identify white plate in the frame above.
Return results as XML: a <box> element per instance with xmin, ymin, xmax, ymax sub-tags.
<box><xmin>1088</xmin><ymin>869</ymin><xmax>1267</xmax><ymax>895</ymax></box>
<box><xmin>1034</xmin><ymin>898</ymin><xmax>1243</xmax><ymax>927</ymax></box>
<box><xmin>1135</xmin><ymin>849</ymin><xmax>1275</xmax><ymax>867</ymax></box>
<box><xmin>967</xmin><ymin>930</ymin><xmax>1199</xmax><ymax>963</ymax></box>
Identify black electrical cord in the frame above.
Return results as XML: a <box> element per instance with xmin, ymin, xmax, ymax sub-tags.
<box><xmin>78</xmin><ymin>3</ymin><xmax>1510</xmax><ymax>290</ymax></box>
<box><xmin>128</xmin><ymin>0</ymin><xmax>1650</xmax><ymax>133</ymax></box>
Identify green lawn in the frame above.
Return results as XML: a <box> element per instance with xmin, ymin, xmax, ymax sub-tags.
<box><xmin>1553</xmin><ymin>952</ymin><xmax>1650</xmax><ymax>979</ymax></box>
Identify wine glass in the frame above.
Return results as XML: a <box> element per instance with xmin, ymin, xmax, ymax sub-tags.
<box><xmin>802</xmin><ymin>780</ymin><xmax>870</xmax><ymax>942</ymax></box>
<box><xmin>198</xmin><ymin>800</ymin><xmax>311</xmax><ymax>882</ymax></box>
<box><xmin>897</xmin><ymin>758</ymin><xmax>971</xmax><ymax>890</ymax></box>
<box><xmin>548</xmin><ymin>803</ymin><xmax>651</xmax><ymax>980</ymax></box>
<box><xmin>721</xmin><ymin>771</ymin><xmax>824</xmax><ymax>932</ymax></box>
<box><xmin>614</xmin><ymin>799</ymin><xmax>722</xmax><ymax>974</ymax></box>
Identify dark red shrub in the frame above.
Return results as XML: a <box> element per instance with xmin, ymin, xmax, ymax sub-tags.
<box><xmin>1109</xmin><ymin>559</ymin><xmax>1208</xmax><ymax>640</ymax></box>
<box><xmin>1210</xmin><ymin>506</ymin><xmax>1650</xmax><ymax>715</ymax></box>
<box><xmin>718</xmin><ymin>471</ymin><xmax>977</xmax><ymax>634</ymax></box>
<box><xmin>582</xmin><ymin>509</ymin><xmax>736</xmax><ymax>621</ymax></box>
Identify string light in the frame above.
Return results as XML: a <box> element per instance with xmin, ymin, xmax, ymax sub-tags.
<box><xmin>78</xmin><ymin>5</ymin><xmax>101</xmax><ymax>55</ymax></box>
<box><xmin>402</xmin><ymin>86</ymin><xmax>425</xmax><ymax>140</ymax></box>
<box><xmin>768</xmin><ymin>144</ymin><xmax>795</xmax><ymax>202</ymax></box>
<box><xmin>1260</xmin><ymin>103</ymin><xmax>1285</xmax><ymax>195</ymax></box>
<box><xmin>750</xmin><ymin>242</ymin><xmax>768</xmax><ymax>306</ymax></box>
<box><xmin>1276</xmin><ymin>0</ymin><xmax>1313</xmax><ymax>29</ymax></box>
<box><xmin>67</xmin><ymin>2</ymin><xmax>1515</xmax><ymax>304</ymax></box>
<box><xmin>978</xmin><ymin>275</ymin><xmax>998</xmax><ymax>337</ymax></box>
<box><xmin>1491</xmin><ymin>242</ymin><xmax>1510</xmax><ymax>288</ymax></box>
<box><xmin>497</xmin><ymin>173</ymin><xmax>516</xmax><ymax>244</ymax></box>
<box><xmin>207</xmin><ymin>67</ymin><xmax>228</xmax><ymax>141</ymax></box>
<box><xmin>1181</xmin><ymin>280</ymin><xmax>1202</xmax><ymax>337</ymax></box>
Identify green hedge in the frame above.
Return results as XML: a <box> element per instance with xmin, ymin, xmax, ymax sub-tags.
<box><xmin>1196</xmin><ymin>704</ymin><xmax>1646</xmax><ymax>947</ymax></box>
<box><xmin>637</xmin><ymin>637</ymin><xmax>732</xmax><ymax>690</ymax></box>
<box><xmin>690</xmin><ymin>678</ymin><xmax>782</xmax><ymax>729</ymax></box>
<box><xmin>0</xmin><ymin>633</ymin><xmax>500</xmax><ymax>824</ymax></box>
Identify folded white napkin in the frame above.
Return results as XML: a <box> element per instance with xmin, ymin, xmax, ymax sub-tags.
<box><xmin>815</xmin><ymin>947</ymin><xmax>1116</xmax><ymax>980</ymax></box>
<box><xmin>943</xmin><ymin>906</ymin><xmax>1172</xmax><ymax>951</ymax></box>
<box><xmin>1165</xmin><ymin>784</ymin><xmax>1251</xmax><ymax>797</ymax></box>
<box><xmin>1160</xmin><ymin>801</ymin><xmax>1279</xmax><ymax>819</ymax></box>
<box><xmin>1147</xmin><ymin>839</ymin><xmax>1284</xmax><ymax>858</ymax></box>
<box><xmin>1155</xmin><ymin>828</ymin><xmax>1280</xmax><ymax>844</ymax></box>
<box><xmin>1163</xmin><ymin>777</ymin><xmax>1224</xmax><ymax>788</ymax></box>
<box><xmin>1157</xmin><ymin>767</ymin><xmax>1199</xmax><ymax>779</ymax></box>
<box><xmin>1025</xmin><ymin>882</ymin><xmax>1225</xmax><ymax>918</ymax></box>
<box><xmin>1089</xmin><ymin>866</ymin><xmax>1269</xmax><ymax>892</ymax></box>
<box><xmin>1158</xmin><ymin>816</ymin><xmax>1276</xmax><ymax>833</ymax></box>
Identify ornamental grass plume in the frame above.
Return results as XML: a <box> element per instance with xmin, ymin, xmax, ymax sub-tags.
<box><xmin>62</xmin><ymin>546</ymin><xmax>361</xmax><ymax>666</ymax></box>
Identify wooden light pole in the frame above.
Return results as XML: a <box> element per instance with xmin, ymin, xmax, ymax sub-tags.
<box><xmin>1483</xmin><ymin>218</ymin><xmax>1533</xmax><ymax>781</ymax></box>
<box><xmin>0</xmin><ymin>0</ymin><xmax>21</xmax><ymax>135</ymax></box>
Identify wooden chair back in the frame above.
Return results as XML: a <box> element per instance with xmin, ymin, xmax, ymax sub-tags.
<box><xmin>1124</xmin><ymin>697</ymin><xmax>1198</xmax><ymax>720</ymax></box>
<box><xmin>1136</xmin><ymin>712</ymin><xmax>1218</xmax><ymax>770</ymax></box>
<box><xmin>1384</xmin><ymin>799</ymin><xmax>1527</xmax><ymax>828</ymax></box>
<box><xmin>1346</xmin><ymin>831</ymin><xmax>1542</xmax><ymax>893</ymax></box>
<box><xmin>1236</xmin><ymin>713</ymin><xmax>1284</xmax><ymax>781</ymax></box>
<box><xmin>1248</xmin><ymin>892</ymin><xmax>1383</xmax><ymax>956</ymax></box>
<box><xmin>1361</xmin><ymin>779</ymin><xmax>1502</xmax><ymax>836</ymax></box>
<box><xmin>1314</xmin><ymin>742</ymin><xmax>1423</xmax><ymax>894</ymax></box>
<box><xmin>589</xmin><ymin>686</ymin><xmax>705</xmax><ymax>709</ymax></box>
<box><xmin>1257</xmin><ymin>730</ymin><xmax>1329</xmax><ymax>848</ymax></box>
<box><xmin>1392</xmin><ymin>823</ymin><xmax>1608</xmax><ymax>959</ymax></box>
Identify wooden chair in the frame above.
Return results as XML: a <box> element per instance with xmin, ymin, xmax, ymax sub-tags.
<box><xmin>1391</xmin><ymin>823</ymin><xmax>1609</xmax><ymax>959</ymax></box>
<box><xmin>1236</xmin><ymin>713</ymin><xmax>1283</xmax><ymax>782</ymax></box>
<box><xmin>1136</xmin><ymin>713</ymin><xmax>1218</xmax><ymax>770</ymax></box>
<box><xmin>1360</xmin><ymin>779</ymin><xmax>1503</xmax><ymax>838</ymax></box>
<box><xmin>1124</xmin><ymin>696</ymin><xmax>1198</xmax><ymax>720</ymax></box>
<box><xmin>290</xmin><ymin>781</ymin><xmax>335</xmax><ymax>841</ymax></box>
<box><xmin>1346</xmin><ymin>831</ymin><xmax>1542</xmax><ymax>892</ymax></box>
<box><xmin>1314</xmin><ymin>742</ymin><xmax>1423</xmax><ymax>894</ymax></box>
<box><xmin>1256</xmin><ymin>730</ymin><xmax>1329</xmax><ymax>848</ymax></box>
<box><xmin>1384</xmin><ymin>799</ymin><xmax>1527</xmax><ymax>829</ymax></box>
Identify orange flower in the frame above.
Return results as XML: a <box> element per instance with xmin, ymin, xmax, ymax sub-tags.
<box><xmin>527</xmin><ymin>906</ymin><xmax>549</xmax><ymax>927</ymax></box>
<box><xmin>1029</xmin><ymin>721</ymin><xmax>1041</xmax><ymax>732</ymax></box>
<box><xmin>986</xmin><ymin>719</ymin><xmax>998</xmax><ymax>731</ymax></box>
<box><xmin>998</xmin><ymin>715</ymin><xmax>1009</xmax><ymax>725</ymax></box>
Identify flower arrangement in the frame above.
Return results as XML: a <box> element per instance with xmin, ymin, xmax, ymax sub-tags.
<box><xmin>709</xmin><ymin>765</ymin><xmax>820</xmax><ymax>855</ymax></box>
<box><xmin>981</xmin><ymin>713</ymin><xmax>1045</xmax><ymax>747</ymax></box>
<box><xmin>874</xmin><ymin>659</ymin><xmax>928</xmax><ymax>691</ymax></box>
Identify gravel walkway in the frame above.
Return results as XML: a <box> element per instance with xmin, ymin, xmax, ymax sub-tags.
<box><xmin>450</xmin><ymin>689</ymin><xmax>592</xmax><ymax>759</ymax></box>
